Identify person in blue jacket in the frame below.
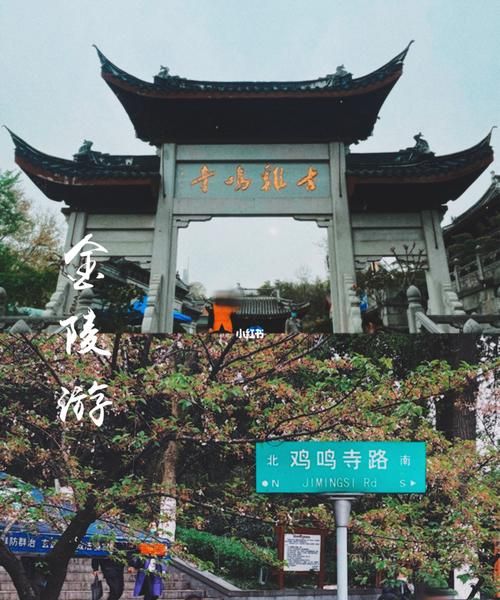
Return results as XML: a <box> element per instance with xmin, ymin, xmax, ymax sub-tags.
<box><xmin>128</xmin><ymin>522</ymin><xmax>168</xmax><ymax>600</ymax></box>
<box><xmin>129</xmin><ymin>555</ymin><xmax>167</xmax><ymax>600</ymax></box>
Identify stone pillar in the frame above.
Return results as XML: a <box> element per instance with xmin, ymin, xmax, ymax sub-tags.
<box><xmin>328</xmin><ymin>143</ymin><xmax>361</xmax><ymax>332</ymax></box>
<box><xmin>143</xmin><ymin>144</ymin><xmax>177</xmax><ymax>333</ymax></box>
<box><xmin>326</xmin><ymin>220</ymin><xmax>342</xmax><ymax>331</ymax></box>
<box><xmin>407</xmin><ymin>285</ymin><xmax>425</xmax><ymax>333</ymax></box>
<box><xmin>421</xmin><ymin>209</ymin><xmax>454</xmax><ymax>315</ymax></box>
<box><xmin>44</xmin><ymin>210</ymin><xmax>87</xmax><ymax>316</ymax></box>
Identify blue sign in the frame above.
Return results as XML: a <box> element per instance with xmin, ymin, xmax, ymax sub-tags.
<box><xmin>256</xmin><ymin>441</ymin><xmax>426</xmax><ymax>494</ymax></box>
<box><xmin>3</xmin><ymin>531</ymin><xmax>111</xmax><ymax>557</ymax></box>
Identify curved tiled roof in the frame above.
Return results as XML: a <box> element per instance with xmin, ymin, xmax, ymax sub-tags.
<box><xmin>94</xmin><ymin>43</ymin><xmax>412</xmax><ymax>97</ymax></box>
<box><xmin>443</xmin><ymin>174</ymin><xmax>500</xmax><ymax>238</ymax></box>
<box><xmin>7</xmin><ymin>130</ymin><xmax>159</xmax><ymax>181</ymax></box>
<box><xmin>347</xmin><ymin>133</ymin><xmax>493</xmax><ymax>179</ymax></box>
<box><xmin>237</xmin><ymin>296</ymin><xmax>309</xmax><ymax>318</ymax></box>
<box><xmin>94</xmin><ymin>45</ymin><xmax>412</xmax><ymax>144</ymax></box>
<box><xmin>8</xmin><ymin>129</ymin><xmax>493</xmax><ymax>213</ymax></box>
<box><xmin>346</xmin><ymin>133</ymin><xmax>494</xmax><ymax>211</ymax></box>
<box><xmin>7</xmin><ymin>130</ymin><xmax>160</xmax><ymax>211</ymax></box>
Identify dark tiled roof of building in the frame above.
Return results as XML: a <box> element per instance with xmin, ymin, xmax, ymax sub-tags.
<box><xmin>8</xmin><ymin>130</ymin><xmax>160</xmax><ymax>181</ymax></box>
<box><xmin>8</xmin><ymin>129</ymin><xmax>493</xmax><ymax>213</ymax></box>
<box><xmin>98</xmin><ymin>258</ymin><xmax>150</xmax><ymax>289</ymax></box>
<box><xmin>443</xmin><ymin>174</ymin><xmax>500</xmax><ymax>239</ymax></box>
<box><xmin>94</xmin><ymin>44</ymin><xmax>412</xmax><ymax>144</ymax></box>
<box><xmin>347</xmin><ymin>133</ymin><xmax>493</xmax><ymax>179</ymax></box>
<box><xmin>7</xmin><ymin>130</ymin><xmax>160</xmax><ymax>211</ymax></box>
<box><xmin>346</xmin><ymin>133</ymin><xmax>494</xmax><ymax>211</ymax></box>
<box><xmin>237</xmin><ymin>296</ymin><xmax>309</xmax><ymax>317</ymax></box>
<box><xmin>95</xmin><ymin>43</ymin><xmax>412</xmax><ymax>96</ymax></box>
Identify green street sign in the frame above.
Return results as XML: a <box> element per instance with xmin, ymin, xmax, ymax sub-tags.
<box><xmin>256</xmin><ymin>441</ymin><xmax>426</xmax><ymax>494</ymax></box>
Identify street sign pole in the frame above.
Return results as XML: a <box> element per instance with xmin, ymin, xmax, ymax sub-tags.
<box><xmin>256</xmin><ymin>442</ymin><xmax>426</xmax><ymax>598</ymax></box>
<box><xmin>326</xmin><ymin>495</ymin><xmax>358</xmax><ymax>600</ymax></box>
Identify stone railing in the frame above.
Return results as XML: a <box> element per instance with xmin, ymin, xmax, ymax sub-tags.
<box><xmin>170</xmin><ymin>557</ymin><xmax>379</xmax><ymax>600</ymax></box>
<box><xmin>451</xmin><ymin>249</ymin><xmax>500</xmax><ymax>293</ymax></box>
<box><xmin>406</xmin><ymin>285</ymin><xmax>500</xmax><ymax>333</ymax></box>
<box><xmin>0</xmin><ymin>287</ymin><xmax>61</xmax><ymax>333</ymax></box>
<box><xmin>441</xmin><ymin>284</ymin><xmax>466</xmax><ymax>317</ymax></box>
<box><xmin>0</xmin><ymin>286</ymin><xmax>97</xmax><ymax>334</ymax></box>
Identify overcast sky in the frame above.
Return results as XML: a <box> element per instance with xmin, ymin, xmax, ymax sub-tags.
<box><xmin>1</xmin><ymin>1</ymin><xmax>499</xmax><ymax>294</ymax></box>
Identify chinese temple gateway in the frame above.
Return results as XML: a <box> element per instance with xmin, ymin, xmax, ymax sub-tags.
<box><xmin>8</xmin><ymin>43</ymin><xmax>494</xmax><ymax>332</ymax></box>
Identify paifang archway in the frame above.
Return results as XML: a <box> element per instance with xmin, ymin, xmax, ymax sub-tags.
<box><xmin>149</xmin><ymin>141</ymin><xmax>359</xmax><ymax>333</ymax></box>
<box><xmin>8</xmin><ymin>43</ymin><xmax>494</xmax><ymax>333</ymax></box>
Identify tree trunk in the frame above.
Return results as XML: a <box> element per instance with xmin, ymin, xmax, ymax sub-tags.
<box><xmin>159</xmin><ymin>444</ymin><xmax>178</xmax><ymax>539</ymax></box>
<box><xmin>39</xmin><ymin>504</ymin><xmax>97</xmax><ymax>600</ymax></box>
<box><xmin>159</xmin><ymin>416</ymin><xmax>178</xmax><ymax>539</ymax></box>
<box><xmin>435</xmin><ymin>336</ymin><xmax>478</xmax><ymax>441</ymax></box>
<box><xmin>157</xmin><ymin>348</ymin><xmax>201</xmax><ymax>539</ymax></box>
<box><xmin>0</xmin><ymin>540</ymin><xmax>38</xmax><ymax>600</ymax></box>
<box><xmin>434</xmin><ymin>336</ymin><xmax>479</xmax><ymax>590</ymax></box>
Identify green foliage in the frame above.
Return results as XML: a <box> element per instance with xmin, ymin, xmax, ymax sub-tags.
<box><xmin>0</xmin><ymin>170</ymin><xmax>61</xmax><ymax>309</ymax></box>
<box><xmin>0</xmin><ymin>245</ymin><xmax>58</xmax><ymax>309</ymax></box>
<box><xmin>177</xmin><ymin>526</ymin><xmax>276</xmax><ymax>587</ymax></box>
<box><xmin>258</xmin><ymin>278</ymin><xmax>331</xmax><ymax>332</ymax></box>
<box><xmin>0</xmin><ymin>335</ymin><xmax>498</xmax><ymax>597</ymax></box>
<box><xmin>0</xmin><ymin>171</ymin><xmax>27</xmax><ymax>240</ymax></box>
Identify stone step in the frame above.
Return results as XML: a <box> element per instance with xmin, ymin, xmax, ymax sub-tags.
<box><xmin>0</xmin><ymin>579</ymin><xmax>189</xmax><ymax>589</ymax></box>
<box><xmin>0</xmin><ymin>589</ymin><xmax>205</xmax><ymax>599</ymax></box>
<box><xmin>0</xmin><ymin>569</ymin><xmax>185</xmax><ymax>577</ymax></box>
<box><xmin>0</xmin><ymin>558</ymin><xmax>205</xmax><ymax>599</ymax></box>
<box><xmin>0</xmin><ymin>588</ymin><xmax>203</xmax><ymax>600</ymax></box>
<box><xmin>0</xmin><ymin>577</ymin><xmax>189</xmax><ymax>587</ymax></box>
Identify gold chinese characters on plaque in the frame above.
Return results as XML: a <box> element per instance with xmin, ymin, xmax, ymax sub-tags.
<box><xmin>190</xmin><ymin>164</ymin><xmax>318</xmax><ymax>193</ymax></box>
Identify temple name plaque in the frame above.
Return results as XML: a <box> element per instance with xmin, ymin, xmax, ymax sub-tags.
<box><xmin>175</xmin><ymin>162</ymin><xmax>330</xmax><ymax>198</ymax></box>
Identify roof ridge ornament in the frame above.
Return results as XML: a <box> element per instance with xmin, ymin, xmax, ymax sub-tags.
<box><xmin>73</xmin><ymin>139</ymin><xmax>116</xmax><ymax>166</ymax></box>
<box><xmin>325</xmin><ymin>65</ymin><xmax>353</xmax><ymax>88</ymax></box>
<box><xmin>413</xmin><ymin>132</ymin><xmax>432</xmax><ymax>155</ymax></box>
<box><xmin>74</xmin><ymin>139</ymin><xmax>94</xmax><ymax>160</ymax></box>
<box><xmin>157</xmin><ymin>65</ymin><xmax>170</xmax><ymax>79</ymax></box>
<box><xmin>154</xmin><ymin>65</ymin><xmax>184</xmax><ymax>87</ymax></box>
<box><xmin>396</xmin><ymin>132</ymin><xmax>434</xmax><ymax>163</ymax></box>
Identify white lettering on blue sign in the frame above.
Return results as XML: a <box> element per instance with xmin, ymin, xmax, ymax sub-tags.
<box><xmin>290</xmin><ymin>450</ymin><xmax>311</xmax><ymax>470</ymax></box>
<box><xmin>316</xmin><ymin>449</ymin><xmax>336</xmax><ymax>469</ymax></box>
<box><xmin>343</xmin><ymin>449</ymin><xmax>362</xmax><ymax>469</ymax></box>
<box><xmin>368</xmin><ymin>449</ymin><xmax>388</xmax><ymax>470</ymax></box>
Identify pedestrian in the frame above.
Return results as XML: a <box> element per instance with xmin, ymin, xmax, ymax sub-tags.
<box><xmin>378</xmin><ymin>584</ymin><xmax>403</xmax><ymax>600</ymax></box>
<box><xmin>129</xmin><ymin>522</ymin><xmax>168</xmax><ymax>600</ymax></box>
<box><xmin>129</xmin><ymin>555</ymin><xmax>167</xmax><ymax>600</ymax></box>
<box><xmin>395</xmin><ymin>573</ymin><xmax>413</xmax><ymax>600</ymax></box>
<box><xmin>378</xmin><ymin>574</ymin><xmax>413</xmax><ymax>600</ymax></box>
<box><xmin>92</xmin><ymin>555</ymin><xmax>125</xmax><ymax>600</ymax></box>
<box><xmin>285</xmin><ymin>311</ymin><xmax>301</xmax><ymax>333</ymax></box>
